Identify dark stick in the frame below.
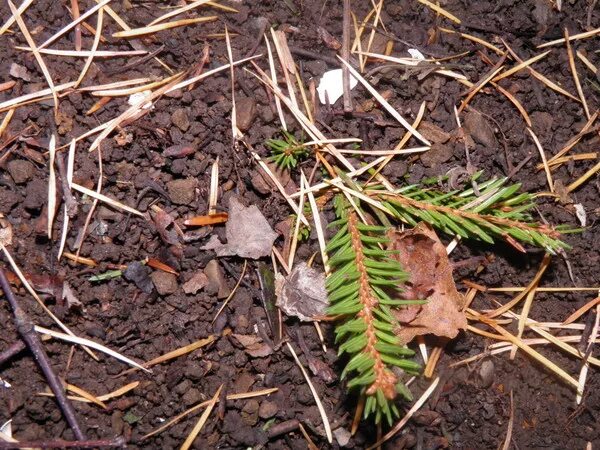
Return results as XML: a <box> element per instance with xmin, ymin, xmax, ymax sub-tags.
<box><xmin>55</xmin><ymin>153</ymin><xmax>78</xmax><ymax>218</ymax></box>
<box><xmin>0</xmin><ymin>340</ymin><xmax>26</xmax><ymax>366</ymax></box>
<box><xmin>0</xmin><ymin>269</ymin><xmax>87</xmax><ymax>441</ymax></box>
<box><xmin>288</xmin><ymin>46</ymin><xmax>340</xmax><ymax>66</ymax></box>
<box><xmin>0</xmin><ymin>436</ymin><xmax>126</xmax><ymax>449</ymax></box>
<box><xmin>341</xmin><ymin>0</ymin><xmax>352</xmax><ymax>113</ymax></box>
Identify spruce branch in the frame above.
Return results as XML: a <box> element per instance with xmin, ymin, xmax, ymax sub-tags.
<box><xmin>326</xmin><ymin>197</ymin><xmax>422</xmax><ymax>425</ymax></box>
<box><xmin>367</xmin><ymin>177</ymin><xmax>568</xmax><ymax>254</ymax></box>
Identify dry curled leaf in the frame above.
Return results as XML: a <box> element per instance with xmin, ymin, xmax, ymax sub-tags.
<box><xmin>202</xmin><ymin>197</ymin><xmax>278</xmax><ymax>259</ymax></box>
<box><xmin>231</xmin><ymin>333</ymin><xmax>273</xmax><ymax>358</ymax></box>
<box><xmin>275</xmin><ymin>262</ymin><xmax>329</xmax><ymax>321</ymax></box>
<box><xmin>388</xmin><ymin>223</ymin><xmax>467</xmax><ymax>343</ymax></box>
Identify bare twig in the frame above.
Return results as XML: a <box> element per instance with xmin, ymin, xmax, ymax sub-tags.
<box><xmin>0</xmin><ymin>340</ymin><xmax>26</xmax><ymax>366</ymax></box>
<box><xmin>0</xmin><ymin>268</ymin><xmax>86</xmax><ymax>440</ymax></box>
<box><xmin>342</xmin><ymin>0</ymin><xmax>352</xmax><ymax>113</ymax></box>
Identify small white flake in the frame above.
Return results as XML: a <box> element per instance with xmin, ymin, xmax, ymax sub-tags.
<box><xmin>408</xmin><ymin>48</ymin><xmax>426</xmax><ymax>60</ymax></box>
<box><xmin>574</xmin><ymin>203</ymin><xmax>587</xmax><ymax>227</ymax></box>
<box><xmin>316</xmin><ymin>69</ymin><xmax>358</xmax><ymax>105</ymax></box>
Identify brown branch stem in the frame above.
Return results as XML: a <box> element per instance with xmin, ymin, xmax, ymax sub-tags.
<box><xmin>0</xmin><ymin>268</ymin><xmax>86</xmax><ymax>441</ymax></box>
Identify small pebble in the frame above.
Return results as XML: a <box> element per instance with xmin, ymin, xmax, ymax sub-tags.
<box><xmin>151</xmin><ymin>271</ymin><xmax>178</xmax><ymax>296</ymax></box>
<box><xmin>7</xmin><ymin>160</ymin><xmax>35</xmax><ymax>184</ymax></box>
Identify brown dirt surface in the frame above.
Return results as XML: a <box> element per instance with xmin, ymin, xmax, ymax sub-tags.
<box><xmin>1</xmin><ymin>0</ymin><xmax>599</xmax><ymax>449</ymax></box>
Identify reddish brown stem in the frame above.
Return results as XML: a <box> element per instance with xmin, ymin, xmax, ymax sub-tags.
<box><xmin>347</xmin><ymin>213</ymin><xmax>397</xmax><ymax>399</ymax></box>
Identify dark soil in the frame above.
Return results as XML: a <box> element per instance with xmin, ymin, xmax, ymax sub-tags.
<box><xmin>1</xmin><ymin>1</ymin><xmax>599</xmax><ymax>449</ymax></box>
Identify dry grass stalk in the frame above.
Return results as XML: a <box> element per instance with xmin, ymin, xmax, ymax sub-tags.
<box><xmin>359</xmin><ymin>51</ymin><xmax>468</xmax><ymax>81</ymax></box>
<box><xmin>501</xmin><ymin>391</ymin><xmax>514</xmax><ymax>450</ymax></box>
<box><xmin>270</xmin><ymin>28</ymin><xmax>299</xmax><ymax>110</ymax></box>
<box><xmin>66</xmin><ymin>383</ymin><xmax>107</xmax><ymax>409</ymax></box>
<box><xmin>492</xmin><ymin>50</ymin><xmax>551</xmax><ymax>82</ymax></box>
<box><xmin>576</xmin><ymin>50</ymin><xmax>598</xmax><ymax>75</ymax></box>
<box><xmin>547</xmin><ymin>153</ymin><xmax>598</xmax><ymax>170</ymax></box>
<box><xmin>286</xmin><ymin>341</ymin><xmax>333</xmax><ymax>443</ymax></box>
<box><xmin>439</xmin><ymin>27</ymin><xmax>504</xmax><ymax>55</ymax></box>
<box><xmin>567</xmin><ymin>161</ymin><xmax>600</xmax><ymax>193</ymax></box>
<box><xmin>486</xmin><ymin>254</ymin><xmax>552</xmax><ymax>318</ymax></box>
<box><xmin>476</xmin><ymin>317</ymin><xmax>580</xmax><ymax>390</ymax></box>
<box><xmin>563</xmin><ymin>296</ymin><xmax>600</xmax><ymax>325</ymax></box>
<box><xmin>38</xmin><ymin>0</ymin><xmax>110</xmax><ymax>50</ymax></box>
<box><xmin>113</xmin><ymin>17</ymin><xmax>217</xmax><ymax>39</ymax></box>
<box><xmin>62</xmin><ymin>251</ymin><xmax>97</xmax><ymax>266</ymax></box>
<box><xmin>71</xmin><ymin>182</ymin><xmax>143</xmax><ymax>216</ymax></box>
<box><xmin>538</xmin><ymin>26</ymin><xmax>600</xmax><ymax>48</ymax></box>
<box><xmin>289</xmin><ymin>155</ymin><xmax>388</xmax><ymax>199</ymax></box>
<box><xmin>75</xmin><ymin>6</ymin><xmax>104</xmax><ymax>87</ymax></box>
<box><xmin>528</xmin><ymin>128</ymin><xmax>554</xmax><ymax>192</ymax></box>
<box><xmin>302</xmin><ymin>171</ymin><xmax>330</xmax><ymax>273</ymax></box>
<box><xmin>368</xmin><ymin>377</ymin><xmax>441</xmax><ymax>449</ymax></box>
<box><xmin>0</xmin><ymin>109</ymin><xmax>15</xmax><ymax>138</ymax></box>
<box><xmin>546</xmin><ymin>111</ymin><xmax>598</xmax><ymax>164</ymax></box>
<box><xmin>417</xmin><ymin>0</ymin><xmax>461</xmax><ymax>23</ymax></box>
<box><xmin>510</xmin><ymin>288</ymin><xmax>537</xmax><ymax>359</ymax></box>
<box><xmin>208</xmin><ymin>157</ymin><xmax>219</xmax><ymax>215</ymax></box>
<box><xmin>149</xmin><ymin>0</ymin><xmax>237</xmax><ymax>26</ymax></box>
<box><xmin>40</xmin><ymin>381</ymin><xmax>140</xmax><ymax>404</ymax></box>
<box><xmin>14</xmin><ymin>47</ymin><xmax>145</xmax><ymax>58</ymax></box>
<box><xmin>225</xmin><ymin>27</ymin><xmax>242</xmax><ymax>140</ymax></box>
<box><xmin>8</xmin><ymin>0</ymin><xmax>58</xmax><ymax>113</ymax></box>
<box><xmin>362</xmin><ymin>0</ymin><xmax>384</xmax><ymax>71</ymax></box>
<box><xmin>295</xmin><ymin>70</ymin><xmax>314</xmax><ymax>124</ymax></box>
<box><xmin>337</xmin><ymin>57</ymin><xmax>430</xmax><ymax>145</ymax></box>
<box><xmin>288</xmin><ymin>176</ymin><xmax>308</xmax><ymax>270</ymax></box>
<box><xmin>250</xmin><ymin>150</ymin><xmax>309</xmax><ymax>225</ymax></box>
<box><xmin>503</xmin><ymin>39</ymin><xmax>580</xmax><ymax>102</ymax></box>
<box><xmin>264</xmin><ymin>36</ymin><xmax>287</xmax><ymax>129</ymax></box>
<box><xmin>576</xmin><ymin>305</ymin><xmax>599</xmax><ymax>404</ymax></box>
<box><xmin>213</xmin><ymin>260</ymin><xmax>247</xmax><ymax>323</ymax></box>
<box><xmin>0</xmin><ymin>0</ymin><xmax>34</xmax><ymax>34</ymax></box>
<box><xmin>92</xmin><ymin>72</ymin><xmax>183</xmax><ymax>97</ymax></box>
<box><xmin>0</xmin><ymin>80</ymin><xmax>17</xmax><ymax>92</ymax></box>
<box><xmin>180</xmin><ymin>384</ymin><xmax>223</xmax><ymax>450</ymax></box>
<box><xmin>458</xmin><ymin>53</ymin><xmax>506</xmax><ymax>113</ymax></box>
<box><xmin>0</xmin><ymin>81</ymin><xmax>76</xmax><ymax>113</ymax></box>
<box><xmin>423</xmin><ymin>344</ymin><xmax>445</xmax><ymax>378</ymax></box>
<box><xmin>298</xmin><ymin>422</ymin><xmax>319</xmax><ymax>450</ymax></box>
<box><xmin>119</xmin><ymin>336</ymin><xmax>215</xmax><ymax>378</ymax></box>
<box><xmin>47</xmin><ymin>135</ymin><xmax>57</xmax><ymax>238</ymax></box>
<box><xmin>35</xmin><ymin>325</ymin><xmax>148</xmax><ymax>371</ymax></box>
<box><xmin>564</xmin><ymin>29</ymin><xmax>590</xmax><ymax>119</ymax></box>
<box><xmin>142</xmin><ymin>388</ymin><xmax>279</xmax><ymax>440</ymax></box>
<box><xmin>488</xmin><ymin>286</ymin><xmax>600</xmax><ymax>293</ymax></box>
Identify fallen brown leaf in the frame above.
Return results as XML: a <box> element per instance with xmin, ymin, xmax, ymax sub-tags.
<box><xmin>388</xmin><ymin>223</ymin><xmax>467</xmax><ymax>343</ymax></box>
<box><xmin>231</xmin><ymin>334</ymin><xmax>273</xmax><ymax>358</ymax></box>
<box><xmin>275</xmin><ymin>262</ymin><xmax>329</xmax><ymax>322</ymax></box>
<box><xmin>202</xmin><ymin>196</ymin><xmax>278</xmax><ymax>259</ymax></box>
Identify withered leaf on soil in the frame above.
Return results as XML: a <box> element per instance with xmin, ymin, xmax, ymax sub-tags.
<box><xmin>231</xmin><ymin>333</ymin><xmax>273</xmax><ymax>358</ymax></box>
<box><xmin>275</xmin><ymin>262</ymin><xmax>329</xmax><ymax>322</ymax></box>
<box><xmin>388</xmin><ymin>223</ymin><xmax>467</xmax><ymax>344</ymax></box>
<box><xmin>62</xmin><ymin>281</ymin><xmax>83</xmax><ymax>310</ymax></box>
<box><xmin>0</xmin><ymin>215</ymin><xmax>12</xmax><ymax>247</ymax></box>
<box><xmin>149</xmin><ymin>207</ymin><xmax>180</xmax><ymax>246</ymax></box>
<box><xmin>202</xmin><ymin>196</ymin><xmax>278</xmax><ymax>259</ymax></box>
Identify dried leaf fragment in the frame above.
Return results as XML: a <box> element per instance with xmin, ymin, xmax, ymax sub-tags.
<box><xmin>275</xmin><ymin>262</ymin><xmax>328</xmax><ymax>321</ymax></box>
<box><xmin>388</xmin><ymin>223</ymin><xmax>466</xmax><ymax>343</ymax></box>
<box><xmin>202</xmin><ymin>197</ymin><xmax>278</xmax><ymax>259</ymax></box>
